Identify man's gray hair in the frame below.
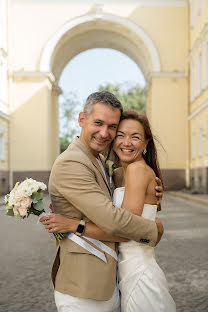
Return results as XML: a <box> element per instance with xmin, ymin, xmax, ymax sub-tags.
<box><xmin>84</xmin><ymin>91</ymin><xmax>123</xmax><ymax>117</ymax></box>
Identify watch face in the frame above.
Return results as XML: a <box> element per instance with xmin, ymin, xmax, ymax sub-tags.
<box><xmin>77</xmin><ymin>223</ymin><xmax>85</xmax><ymax>234</ymax></box>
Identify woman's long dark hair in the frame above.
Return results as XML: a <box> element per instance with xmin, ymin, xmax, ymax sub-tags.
<box><xmin>110</xmin><ymin>110</ymin><xmax>163</xmax><ymax>209</ymax></box>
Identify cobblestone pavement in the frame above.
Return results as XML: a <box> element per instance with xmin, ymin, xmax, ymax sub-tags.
<box><xmin>0</xmin><ymin>193</ymin><xmax>208</xmax><ymax>312</ymax></box>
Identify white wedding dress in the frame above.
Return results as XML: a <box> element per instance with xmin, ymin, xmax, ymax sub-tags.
<box><xmin>113</xmin><ymin>187</ymin><xmax>176</xmax><ymax>312</ymax></box>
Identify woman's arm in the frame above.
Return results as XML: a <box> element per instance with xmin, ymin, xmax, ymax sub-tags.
<box><xmin>121</xmin><ymin>162</ymin><xmax>149</xmax><ymax>216</ymax></box>
<box><xmin>40</xmin><ymin>214</ymin><xmax>128</xmax><ymax>242</ymax></box>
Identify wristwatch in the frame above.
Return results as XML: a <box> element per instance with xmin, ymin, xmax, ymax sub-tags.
<box><xmin>75</xmin><ymin>220</ymin><xmax>86</xmax><ymax>236</ymax></box>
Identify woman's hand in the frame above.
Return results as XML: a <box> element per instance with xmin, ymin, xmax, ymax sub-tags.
<box><xmin>40</xmin><ymin>214</ymin><xmax>78</xmax><ymax>233</ymax></box>
<box><xmin>155</xmin><ymin>177</ymin><xmax>163</xmax><ymax>204</ymax></box>
<box><xmin>155</xmin><ymin>217</ymin><xmax>164</xmax><ymax>245</ymax></box>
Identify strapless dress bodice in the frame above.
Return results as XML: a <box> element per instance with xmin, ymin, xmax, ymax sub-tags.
<box><xmin>113</xmin><ymin>186</ymin><xmax>157</xmax><ymax>220</ymax></box>
<box><xmin>113</xmin><ymin>187</ymin><xmax>157</xmax><ymax>249</ymax></box>
<box><xmin>112</xmin><ymin>187</ymin><xmax>176</xmax><ymax>312</ymax></box>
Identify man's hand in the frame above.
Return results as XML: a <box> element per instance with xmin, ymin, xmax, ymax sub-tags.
<box><xmin>155</xmin><ymin>177</ymin><xmax>163</xmax><ymax>205</ymax></box>
<box><xmin>155</xmin><ymin>217</ymin><xmax>164</xmax><ymax>245</ymax></box>
<box><xmin>40</xmin><ymin>214</ymin><xmax>78</xmax><ymax>233</ymax></box>
<box><xmin>48</xmin><ymin>202</ymin><xmax>54</xmax><ymax>213</ymax></box>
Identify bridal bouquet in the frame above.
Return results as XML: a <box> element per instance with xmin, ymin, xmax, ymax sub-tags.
<box><xmin>5</xmin><ymin>178</ymin><xmax>66</xmax><ymax>240</ymax></box>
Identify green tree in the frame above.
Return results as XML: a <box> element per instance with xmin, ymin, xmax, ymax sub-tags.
<box><xmin>99</xmin><ymin>82</ymin><xmax>146</xmax><ymax>113</ymax></box>
<box><xmin>59</xmin><ymin>92</ymin><xmax>81</xmax><ymax>153</ymax></box>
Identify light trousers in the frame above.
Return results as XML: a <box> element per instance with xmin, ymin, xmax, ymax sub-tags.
<box><xmin>54</xmin><ymin>287</ymin><xmax>120</xmax><ymax>312</ymax></box>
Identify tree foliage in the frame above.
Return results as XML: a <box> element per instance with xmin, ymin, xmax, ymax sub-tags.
<box><xmin>59</xmin><ymin>92</ymin><xmax>81</xmax><ymax>153</ymax></box>
<box><xmin>59</xmin><ymin>83</ymin><xmax>146</xmax><ymax>153</ymax></box>
<box><xmin>99</xmin><ymin>82</ymin><xmax>146</xmax><ymax>113</ymax></box>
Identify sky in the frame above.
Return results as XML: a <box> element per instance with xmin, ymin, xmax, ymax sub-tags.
<box><xmin>58</xmin><ymin>48</ymin><xmax>145</xmax><ymax>136</ymax></box>
<box><xmin>59</xmin><ymin>48</ymin><xmax>145</xmax><ymax>105</ymax></box>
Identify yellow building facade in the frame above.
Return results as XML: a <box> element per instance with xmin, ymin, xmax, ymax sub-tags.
<box><xmin>1</xmin><ymin>0</ymin><xmax>207</xmax><ymax>194</ymax></box>
<box><xmin>0</xmin><ymin>0</ymin><xmax>10</xmax><ymax>195</ymax></box>
<box><xmin>189</xmin><ymin>0</ymin><xmax>208</xmax><ymax>193</ymax></box>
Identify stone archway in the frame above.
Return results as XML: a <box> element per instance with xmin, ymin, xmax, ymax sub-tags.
<box><xmin>10</xmin><ymin>2</ymin><xmax>187</xmax><ymax>190</ymax></box>
<box><xmin>39</xmin><ymin>12</ymin><xmax>161</xmax><ymax>81</ymax></box>
<box><xmin>39</xmin><ymin>12</ymin><xmax>161</xmax><ymax>158</ymax></box>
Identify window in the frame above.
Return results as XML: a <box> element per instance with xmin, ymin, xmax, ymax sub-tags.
<box><xmin>198</xmin><ymin>52</ymin><xmax>202</xmax><ymax>95</ymax></box>
<box><xmin>192</xmin><ymin>126</ymin><xmax>196</xmax><ymax>159</ymax></box>
<box><xmin>197</xmin><ymin>0</ymin><xmax>202</xmax><ymax>15</ymax></box>
<box><xmin>190</xmin><ymin>0</ymin><xmax>195</xmax><ymax>28</ymax></box>
<box><xmin>191</xmin><ymin>61</ymin><xmax>195</xmax><ymax>101</ymax></box>
<box><xmin>198</xmin><ymin>121</ymin><xmax>203</xmax><ymax>157</ymax></box>
<box><xmin>0</xmin><ymin>124</ymin><xmax>5</xmax><ymax>161</ymax></box>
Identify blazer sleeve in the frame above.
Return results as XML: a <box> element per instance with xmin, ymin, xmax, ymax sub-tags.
<box><xmin>51</xmin><ymin>159</ymin><xmax>158</xmax><ymax>246</ymax></box>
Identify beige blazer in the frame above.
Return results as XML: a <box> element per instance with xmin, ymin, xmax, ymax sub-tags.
<box><xmin>49</xmin><ymin>137</ymin><xmax>158</xmax><ymax>301</ymax></box>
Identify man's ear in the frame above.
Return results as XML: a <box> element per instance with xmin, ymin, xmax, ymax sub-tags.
<box><xmin>78</xmin><ymin>112</ymin><xmax>86</xmax><ymax>127</ymax></box>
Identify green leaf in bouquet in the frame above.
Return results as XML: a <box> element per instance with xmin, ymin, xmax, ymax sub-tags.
<box><xmin>31</xmin><ymin>192</ymin><xmax>42</xmax><ymax>204</ymax></box>
<box><xmin>33</xmin><ymin>200</ymin><xmax>44</xmax><ymax>212</ymax></box>
<box><xmin>6</xmin><ymin>209</ymin><xmax>14</xmax><ymax>217</ymax></box>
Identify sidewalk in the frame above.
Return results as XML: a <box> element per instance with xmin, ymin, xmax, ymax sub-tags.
<box><xmin>167</xmin><ymin>190</ymin><xmax>208</xmax><ymax>206</ymax></box>
<box><xmin>0</xmin><ymin>195</ymin><xmax>4</xmax><ymax>207</ymax></box>
<box><xmin>1</xmin><ymin>191</ymin><xmax>208</xmax><ymax>207</ymax></box>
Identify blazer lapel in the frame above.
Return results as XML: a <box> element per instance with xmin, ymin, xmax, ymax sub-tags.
<box><xmin>71</xmin><ymin>137</ymin><xmax>111</xmax><ymax>195</ymax></box>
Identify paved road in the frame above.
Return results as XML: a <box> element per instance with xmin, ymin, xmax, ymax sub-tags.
<box><xmin>0</xmin><ymin>193</ymin><xmax>207</xmax><ymax>312</ymax></box>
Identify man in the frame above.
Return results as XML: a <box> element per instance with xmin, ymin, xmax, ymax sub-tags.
<box><xmin>41</xmin><ymin>91</ymin><xmax>163</xmax><ymax>311</ymax></box>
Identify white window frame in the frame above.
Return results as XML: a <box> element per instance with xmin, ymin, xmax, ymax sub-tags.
<box><xmin>0</xmin><ymin>123</ymin><xmax>5</xmax><ymax>161</ymax></box>
<box><xmin>192</xmin><ymin>126</ymin><xmax>196</xmax><ymax>159</ymax></box>
<box><xmin>198</xmin><ymin>52</ymin><xmax>202</xmax><ymax>95</ymax></box>
<box><xmin>198</xmin><ymin>120</ymin><xmax>203</xmax><ymax>157</ymax></box>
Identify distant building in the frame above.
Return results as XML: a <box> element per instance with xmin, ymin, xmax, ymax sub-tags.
<box><xmin>0</xmin><ymin>0</ymin><xmax>10</xmax><ymax>195</ymax></box>
<box><xmin>0</xmin><ymin>0</ymin><xmax>208</xmax><ymax>194</ymax></box>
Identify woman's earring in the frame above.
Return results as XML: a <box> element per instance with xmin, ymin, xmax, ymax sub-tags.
<box><xmin>143</xmin><ymin>148</ymin><xmax>147</xmax><ymax>155</ymax></box>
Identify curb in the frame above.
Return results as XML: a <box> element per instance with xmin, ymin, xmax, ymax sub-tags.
<box><xmin>167</xmin><ymin>191</ymin><xmax>208</xmax><ymax>206</ymax></box>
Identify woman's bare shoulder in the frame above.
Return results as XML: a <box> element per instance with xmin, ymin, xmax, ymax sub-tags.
<box><xmin>126</xmin><ymin>161</ymin><xmax>155</xmax><ymax>182</ymax></box>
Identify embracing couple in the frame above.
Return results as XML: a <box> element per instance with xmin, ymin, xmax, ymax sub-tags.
<box><xmin>41</xmin><ymin>91</ymin><xmax>176</xmax><ymax>311</ymax></box>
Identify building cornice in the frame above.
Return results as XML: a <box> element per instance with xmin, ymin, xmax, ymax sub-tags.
<box><xmin>11</xmin><ymin>71</ymin><xmax>62</xmax><ymax>94</ymax></box>
<box><xmin>12</xmin><ymin>0</ymin><xmax>187</xmax><ymax>7</ymax></box>
<box><xmin>188</xmin><ymin>99</ymin><xmax>208</xmax><ymax>120</ymax></box>
<box><xmin>147</xmin><ymin>71</ymin><xmax>187</xmax><ymax>84</ymax></box>
<box><xmin>152</xmin><ymin>72</ymin><xmax>187</xmax><ymax>78</ymax></box>
<box><xmin>11</xmin><ymin>71</ymin><xmax>55</xmax><ymax>84</ymax></box>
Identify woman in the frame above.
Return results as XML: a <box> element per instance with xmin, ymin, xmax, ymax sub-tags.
<box><xmin>45</xmin><ymin>110</ymin><xmax>176</xmax><ymax>311</ymax></box>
